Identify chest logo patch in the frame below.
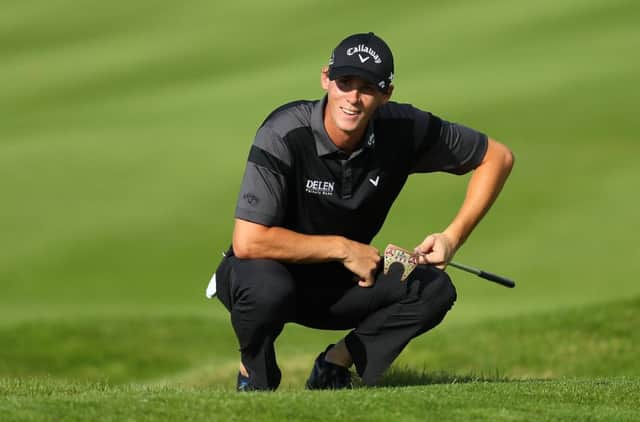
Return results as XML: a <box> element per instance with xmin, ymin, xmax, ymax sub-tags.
<box><xmin>369</xmin><ymin>176</ymin><xmax>380</xmax><ymax>187</ymax></box>
<box><xmin>305</xmin><ymin>179</ymin><xmax>335</xmax><ymax>196</ymax></box>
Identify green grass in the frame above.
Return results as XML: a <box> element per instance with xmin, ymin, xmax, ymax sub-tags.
<box><xmin>2</xmin><ymin>378</ymin><xmax>639</xmax><ymax>421</ymax></box>
<box><xmin>1</xmin><ymin>0</ymin><xmax>640</xmax><ymax>420</ymax></box>
<box><xmin>1</xmin><ymin>296</ymin><xmax>637</xmax><ymax>385</ymax></box>
<box><xmin>1</xmin><ymin>298</ymin><xmax>639</xmax><ymax>420</ymax></box>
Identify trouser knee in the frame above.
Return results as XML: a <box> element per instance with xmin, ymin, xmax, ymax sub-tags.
<box><xmin>228</xmin><ymin>258</ymin><xmax>296</xmax><ymax>330</ymax></box>
<box><xmin>435</xmin><ymin>270</ymin><xmax>457</xmax><ymax>310</ymax></box>
<box><xmin>412</xmin><ymin>267</ymin><xmax>457</xmax><ymax>331</ymax></box>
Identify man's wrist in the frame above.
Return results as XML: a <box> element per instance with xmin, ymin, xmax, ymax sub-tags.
<box><xmin>330</xmin><ymin>236</ymin><xmax>350</xmax><ymax>262</ymax></box>
<box><xmin>442</xmin><ymin>228</ymin><xmax>464</xmax><ymax>252</ymax></box>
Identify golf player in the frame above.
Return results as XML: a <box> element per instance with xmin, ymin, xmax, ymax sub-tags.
<box><xmin>212</xmin><ymin>32</ymin><xmax>514</xmax><ymax>391</ymax></box>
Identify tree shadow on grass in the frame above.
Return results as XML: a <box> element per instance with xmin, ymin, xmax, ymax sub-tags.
<box><xmin>372</xmin><ymin>365</ymin><xmax>511</xmax><ymax>387</ymax></box>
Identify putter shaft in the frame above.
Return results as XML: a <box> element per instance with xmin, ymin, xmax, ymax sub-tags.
<box><xmin>449</xmin><ymin>261</ymin><xmax>515</xmax><ymax>288</ymax></box>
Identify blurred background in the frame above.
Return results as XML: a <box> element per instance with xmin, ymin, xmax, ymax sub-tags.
<box><xmin>1</xmin><ymin>0</ymin><xmax>638</xmax><ymax>386</ymax></box>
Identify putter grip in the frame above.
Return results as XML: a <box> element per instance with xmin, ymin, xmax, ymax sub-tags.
<box><xmin>479</xmin><ymin>270</ymin><xmax>515</xmax><ymax>288</ymax></box>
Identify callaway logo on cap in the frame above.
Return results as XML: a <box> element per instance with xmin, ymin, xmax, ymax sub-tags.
<box><xmin>328</xmin><ymin>32</ymin><xmax>395</xmax><ymax>92</ymax></box>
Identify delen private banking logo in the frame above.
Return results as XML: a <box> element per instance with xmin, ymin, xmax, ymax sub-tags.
<box><xmin>305</xmin><ymin>179</ymin><xmax>335</xmax><ymax>196</ymax></box>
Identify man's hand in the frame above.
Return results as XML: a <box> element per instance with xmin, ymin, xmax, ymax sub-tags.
<box><xmin>414</xmin><ymin>233</ymin><xmax>457</xmax><ymax>270</ymax></box>
<box><xmin>341</xmin><ymin>240</ymin><xmax>381</xmax><ymax>287</ymax></box>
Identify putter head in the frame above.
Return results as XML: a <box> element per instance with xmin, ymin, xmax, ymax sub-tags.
<box><xmin>383</xmin><ymin>244</ymin><xmax>418</xmax><ymax>281</ymax></box>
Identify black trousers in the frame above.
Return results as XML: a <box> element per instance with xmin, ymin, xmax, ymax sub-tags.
<box><xmin>215</xmin><ymin>253</ymin><xmax>457</xmax><ymax>390</ymax></box>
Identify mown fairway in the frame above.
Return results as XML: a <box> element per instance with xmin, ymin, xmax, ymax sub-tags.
<box><xmin>1</xmin><ymin>0</ymin><xmax>639</xmax><ymax>420</ymax></box>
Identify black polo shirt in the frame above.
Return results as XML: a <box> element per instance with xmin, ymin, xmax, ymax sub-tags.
<box><xmin>234</xmin><ymin>96</ymin><xmax>487</xmax><ymax>244</ymax></box>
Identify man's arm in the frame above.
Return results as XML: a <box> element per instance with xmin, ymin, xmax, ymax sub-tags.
<box><xmin>232</xmin><ymin>219</ymin><xmax>381</xmax><ymax>287</ymax></box>
<box><xmin>415</xmin><ymin>138</ymin><xmax>514</xmax><ymax>268</ymax></box>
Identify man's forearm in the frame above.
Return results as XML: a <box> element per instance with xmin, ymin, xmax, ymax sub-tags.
<box><xmin>444</xmin><ymin>139</ymin><xmax>514</xmax><ymax>249</ymax></box>
<box><xmin>233</xmin><ymin>218</ymin><xmax>382</xmax><ymax>285</ymax></box>
<box><xmin>232</xmin><ymin>219</ymin><xmax>349</xmax><ymax>263</ymax></box>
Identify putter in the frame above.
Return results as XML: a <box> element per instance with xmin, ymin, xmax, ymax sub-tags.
<box><xmin>383</xmin><ymin>244</ymin><xmax>515</xmax><ymax>288</ymax></box>
<box><xmin>448</xmin><ymin>261</ymin><xmax>515</xmax><ymax>288</ymax></box>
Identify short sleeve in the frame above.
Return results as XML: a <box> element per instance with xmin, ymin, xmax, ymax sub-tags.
<box><xmin>411</xmin><ymin>120</ymin><xmax>488</xmax><ymax>175</ymax></box>
<box><xmin>234</xmin><ymin>126</ymin><xmax>291</xmax><ymax>226</ymax></box>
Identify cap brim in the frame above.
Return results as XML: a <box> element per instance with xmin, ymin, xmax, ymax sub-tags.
<box><xmin>328</xmin><ymin>66</ymin><xmax>388</xmax><ymax>92</ymax></box>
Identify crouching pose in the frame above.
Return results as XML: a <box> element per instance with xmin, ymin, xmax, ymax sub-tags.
<box><xmin>212</xmin><ymin>32</ymin><xmax>514</xmax><ymax>391</ymax></box>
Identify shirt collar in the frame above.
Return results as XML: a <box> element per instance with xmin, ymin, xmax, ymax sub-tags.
<box><xmin>311</xmin><ymin>95</ymin><xmax>377</xmax><ymax>157</ymax></box>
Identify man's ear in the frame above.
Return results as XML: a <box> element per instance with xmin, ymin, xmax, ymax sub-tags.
<box><xmin>320</xmin><ymin>66</ymin><xmax>330</xmax><ymax>91</ymax></box>
<box><xmin>381</xmin><ymin>85</ymin><xmax>394</xmax><ymax>104</ymax></box>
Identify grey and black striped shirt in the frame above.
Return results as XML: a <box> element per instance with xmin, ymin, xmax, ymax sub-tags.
<box><xmin>235</xmin><ymin>96</ymin><xmax>487</xmax><ymax>244</ymax></box>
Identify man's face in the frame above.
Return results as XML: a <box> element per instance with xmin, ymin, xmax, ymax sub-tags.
<box><xmin>321</xmin><ymin>69</ymin><xmax>392</xmax><ymax>138</ymax></box>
